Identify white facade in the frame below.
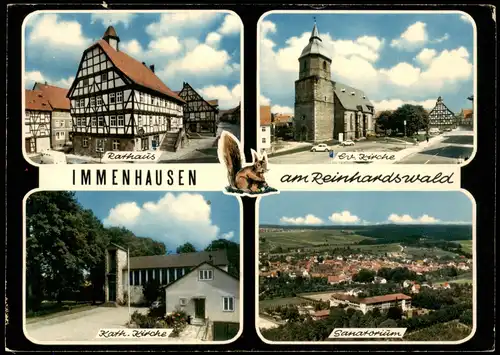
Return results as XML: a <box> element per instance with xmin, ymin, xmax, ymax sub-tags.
<box><xmin>24</xmin><ymin>110</ymin><xmax>51</xmax><ymax>153</ymax></box>
<box><xmin>259</xmin><ymin>125</ymin><xmax>271</xmax><ymax>152</ymax></box>
<box><xmin>164</xmin><ymin>263</ymin><xmax>239</xmax><ymax>323</ymax></box>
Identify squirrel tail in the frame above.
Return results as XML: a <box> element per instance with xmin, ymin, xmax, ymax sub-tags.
<box><xmin>219</xmin><ymin>132</ymin><xmax>242</xmax><ymax>187</ymax></box>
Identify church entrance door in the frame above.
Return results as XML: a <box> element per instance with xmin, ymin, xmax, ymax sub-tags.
<box><xmin>107</xmin><ymin>275</ymin><xmax>116</xmax><ymax>302</ymax></box>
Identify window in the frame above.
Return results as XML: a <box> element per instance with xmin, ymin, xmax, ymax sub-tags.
<box><xmin>91</xmin><ymin>117</ymin><xmax>97</xmax><ymax>127</ymax></box>
<box><xmin>190</xmin><ymin>113</ymin><xmax>194</xmax><ymax>119</ymax></box>
<box><xmin>56</xmin><ymin>132</ymin><xmax>60</xmax><ymax>139</ymax></box>
<box><xmin>223</xmin><ymin>296</ymin><xmax>235</xmax><ymax>312</ymax></box>
<box><xmin>90</xmin><ymin>97</ymin><xmax>95</xmax><ymax>107</ymax></box>
<box><xmin>152</xmin><ymin>97</ymin><xmax>156</xmax><ymax>105</ymax></box>
<box><xmin>262</xmin><ymin>138</ymin><xmax>267</xmax><ymax>144</ymax></box>
<box><xmin>76</xmin><ymin>118</ymin><xmax>81</xmax><ymax>127</ymax></box>
<box><xmin>133</xmin><ymin>270</ymin><xmax>140</xmax><ymax>286</ymax></box>
<box><xmin>97</xmin><ymin>96</ymin><xmax>102</xmax><ymax>106</ymax></box>
<box><xmin>137</xmin><ymin>115</ymin><xmax>142</xmax><ymax>126</ymax></box>
<box><xmin>75</xmin><ymin>100</ymin><xmax>79</xmax><ymax>108</ymax></box>
<box><xmin>140</xmin><ymin>270</ymin><xmax>147</xmax><ymax>284</ymax></box>
<box><xmin>323</xmin><ymin>61</ymin><xmax>327</xmax><ymax>70</ymax></box>
<box><xmin>110</xmin><ymin>116</ymin><xmax>116</xmax><ymax>127</ymax></box>
<box><xmin>141</xmin><ymin>138</ymin><xmax>149</xmax><ymax>151</ymax></box>
<box><xmin>179</xmin><ymin>298</ymin><xmax>187</xmax><ymax>306</ymax></box>
<box><xmin>139</xmin><ymin>92</ymin><xmax>144</xmax><ymax>103</ymax></box>
<box><xmin>200</xmin><ymin>112</ymin><xmax>205</xmax><ymax>119</ymax></box>
<box><xmin>199</xmin><ymin>270</ymin><xmax>213</xmax><ymax>280</ymax></box>
<box><xmin>60</xmin><ymin>131</ymin><xmax>65</xmax><ymax>139</ymax></box>
<box><xmin>79</xmin><ymin>99</ymin><xmax>85</xmax><ymax>107</ymax></box>
<box><xmin>83</xmin><ymin>78</ymin><xmax>89</xmax><ymax>86</ymax></box>
<box><xmin>98</xmin><ymin>116</ymin><xmax>104</xmax><ymax>127</ymax></box>
<box><xmin>96</xmin><ymin>139</ymin><xmax>104</xmax><ymax>152</ymax></box>
<box><xmin>82</xmin><ymin>137</ymin><xmax>89</xmax><ymax>148</ymax></box>
<box><xmin>109</xmin><ymin>93</ymin><xmax>116</xmax><ymax>104</ymax></box>
<box><xmin>149</xmin><ymin>116</ymin><xmax>153</xmax><ymax>125</ymax></box>
<box><xmin>117</xmin><ymin>115</ymin><xmax>124</xmax><ymax>126</ymax></box>
<box><xmin>261</xmin><ymin>127</ymin><xmax>266</xmax><ymax>132</ymax></box>
<box><xmin>116</xmin><ymin>92</ymin><xmax>123</xmax><ymax>103</ymax></box>
<box><xmin>101</xmin><ymin>73</ymin><xmax>107</xmax><ymax>81</ymax></box>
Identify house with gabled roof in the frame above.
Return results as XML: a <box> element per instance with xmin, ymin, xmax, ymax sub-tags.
<box><xmin>67</xmin><ymin>26</ymin><xmax>186</xmax><ymax>157</ymax></box>
<box><xmin>32</xmin><ymin>82</ymin><xmax>72</xmax><ymax>150</ymax></box>
<box><xmin>24</xmin><ymin>89</ymin><xmax>52</xmax><ymax>153</ymax></box>
<box><xmin>428</xmin><ymin>96</ymin><xmax>456</xmax><ymax>130</ymax></box>
<box><xmin>177</xmin><ymin>82</ymin><xmax>219</xmax><ymax>136</ymax></box>
<box><xmin>259</xmin><ymin>105</ymin><xmax>272</xmax><ymax>152</ymax></box>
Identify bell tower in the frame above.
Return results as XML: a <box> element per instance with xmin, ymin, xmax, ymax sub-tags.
<box><xmin>103</xmin><ymin>26</ymin><xmax>120</xmax><ymax>51</ymax></box>
<box><xmin>294</xmin><ymin>21</ymin><xmax>335</xmax><ymax>142</ymax></box>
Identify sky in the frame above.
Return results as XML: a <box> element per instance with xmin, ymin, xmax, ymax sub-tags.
<box><xmin>74</xmin><ymin>191</ymin><xmax>241</xmax><ymax>252</ymax></box>
<box><xmin>259</xmin><ymin>191</ymin><xmax>473</xmax><ymax>226</ymax></box>
<box><xmin>24</xmin><ymin>11</ymin><xmax>242</xmax><ymax>109</ymax></box>
<box><xmin>259</xmin><ymin>12</ymin><xmax>474</xmax><ymax>114</ymax></box>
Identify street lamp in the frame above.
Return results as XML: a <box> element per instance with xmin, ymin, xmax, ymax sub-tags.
<box><xmin>403</xmin><ymin>120</ymin><xmax>407</xmax><ymax>138</ymax></box>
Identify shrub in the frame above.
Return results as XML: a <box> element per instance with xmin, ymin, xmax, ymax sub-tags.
<box><xmin>166</xmin><ymin>308</ymin><xmax>188</xmax><ymax>337</ymax></box>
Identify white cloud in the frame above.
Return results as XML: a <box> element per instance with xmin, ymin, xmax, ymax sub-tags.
<box><xmin>25</xmin><ymin>70</ymin><xmax>74</xmax><ymax>89</ymax></box>
<box><xmin>460</xmin><ymin>14</ymin><xmax>471</xmax><ymax>22</ymax></box>
<box><xmin>380</xmin><ymin>62</ymin><xmax>421</xmax><ymax>87</ymax></box>
<box><xmin>371</xmin><ymin>98</ymin><xmax>436</xmax><ymax>111</ymax></box>
<box><xmin>103</xmin><ymin>193</ymin><xmax>227</xmax><ymax>249</ymax></box>
<box><xmin>260</xmin><ymin>95</ymin><xmax>271</xmax><ymax>106</ymax></box>
<box><xmin>432</xmin><ymin>33</ymin><xmax>450</xmax><ymax>43</ymax></box>
<box><xmin>390</xmin><ymin>21</ymin><xmax>428</xmax><ymax>50</ymax></box>
<box><xmin>90</xmin><ymin>13</ymin><xmax>136</xmax><ymax>28</ymax></box>
<box><xmin>206</xmin><ymin>32</ymin><xmax>222</xmax><ymax>47</ymax></box>
<box><xmin>27</xmin><ymin>14</ymin><xmax>90</xmax><ymax>47</ymax></box>
<box><xmin>280</xmin><ymin>214</ymin><xmax>323</xmax><ymax>225</ymax></box>
<box><xmin>220</xmin><ymin>231</ymin><xmax>235</xmax><ymax>240</ymax></box>
<box><xmin>218</xmin><ymin>14</ymin><xmax>241</xmax><ymax>35</ymax></box>
<box><xmin>121</xmin><ymin>36</ymin><xmax>182</xmax><ymax>58</ymax></box>
<box><xmin>387</xmin><ymin>213</ymin><xmax>439</xmax><ymax>224</ymax></box>
<box><xmin>328</xmin><ymin>211</ymin><xmax>361</xmax><ymax>224</ymax></box>
<box><xmin>197</xmin><ymin>84</ymin><xmax>241</xmax><ymax>109</ymax></box>
<box><xmin>146</xmin><ymin>12</ymin><xmax>219</xmax><ymax>37</ymax></box>
<box><xmin>148</xmin><ymin>37</ymin><xmax>183</xmax><ymax>55</ymax></box>
<box><xmin>415</xmin><ymin>48</ymin><xmax>437</xmax><ymax>65</ymax></box>
<box><xmin>271</xmin><ymin>105</ymin><xmax>293</xmax><ymax>114</ymax></box>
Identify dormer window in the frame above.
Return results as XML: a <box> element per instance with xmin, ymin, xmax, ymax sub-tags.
<box><xmin>199</xmin><ymin>269</ymin><xmax>213</xmax><ymax>280</ymax></box>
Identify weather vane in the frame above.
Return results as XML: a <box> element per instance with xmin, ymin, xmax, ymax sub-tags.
<box><xmin>313</xmin><ymin>16</ymin><xmax>316</xmax><ymax>23</ymax></box>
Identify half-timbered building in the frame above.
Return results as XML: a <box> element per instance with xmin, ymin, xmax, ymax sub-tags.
<box><xmin>24</xmin><ymin>90</ymin><xmax>51</xmax><ymax>153</ymax></box>
<box><xmin>67</xmin><ymin>26</ymin><xmax>186</xmax><ymax>157</ymax></box>
<box><xmin>177</xmin><ymin>82</ymin><xmax>218</xmax><ymax>136</ymax></box>
<box><xmin>428</xmin><ymin>96</ymin><xmax>456</xmax><ymax>130</ymax></box>
<box><xmin>219</xmin><ymin>103</ymin><xmax>241</xmax><ymax>125</ymax></box>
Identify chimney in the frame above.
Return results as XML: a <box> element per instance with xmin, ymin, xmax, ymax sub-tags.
<box><xmin>149</xmin><ymin>64</ymin><xmax>155</xmax><ymax>73</ymax></box>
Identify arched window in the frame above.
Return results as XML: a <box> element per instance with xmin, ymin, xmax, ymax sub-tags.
<box><xmin>303</xmin><ymin>61</ymin><xmax>307</xmax><ymax>70</ymax></box>
<box><xmin>323</xmin><ymin>61</ymin><xmax>327</xmax><ymax>70</ymax></box>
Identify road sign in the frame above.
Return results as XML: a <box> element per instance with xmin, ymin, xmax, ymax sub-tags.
<box><xmin>329</xmin><ymin>150</ymin><xmax>335</xmax><ymax>158</ymax></box>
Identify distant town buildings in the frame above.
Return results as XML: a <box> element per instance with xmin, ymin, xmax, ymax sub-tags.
<box><xmin>259</xmin><ymin>105</ymin><xmax>272</xmax><ymax>152</ymax></box>
<box><xmin>329</xmin><ymin>293</ymin><xmax>412</xmax><ymax>315</ymax></box>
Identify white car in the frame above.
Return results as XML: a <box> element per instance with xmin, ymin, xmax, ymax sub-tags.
<box><xmin>310</xmin><ymin>143</ymin><xmax>330</xmax><ymax>152</ymax></box>
<box><xmin>340</xmin><ymin>140</ymin><xmax>355</xmax><ymax>146</ymax></box>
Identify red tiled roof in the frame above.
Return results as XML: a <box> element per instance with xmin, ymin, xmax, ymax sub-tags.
<box><xmin>462</xmin><ymin>109</ymin><xmax>473</xmax><ymax>119</ymax></box>
<box><xmin>33</xmin><ymin>83</ymin><xmax>70</xmax><ymax>110</ymax></box>
<box><xmin>313</xmin><ymin>309</ymin><xmax>330</xmax><ymax>318</ymax></box>
<box><xmin>260</xmin><ymin>105</ymin><xmax>271</xmax><ymax>126</ymax></box>
<box><xmin>95</xmin><ymin>39</ymin><xmax>184</xmax><ymax>103</ymax></box>
<box><xmin>361</xmin><ymin>293</ymin><xmax>411</xmax><ymax>305</ymax></box>
<box><xmin>274</xmin><ymin>113</ymin><xmax>293</xmax><ymax>124</ymax></box>
<box><xmin>104</xmin><ymin>26</ymin><xmax>118</xmax><ymax>38</ymax></box>
<box><xmin>25</xmin><ymin>90</ymin><xmax>52</xmax><ymax>111</ymax></box>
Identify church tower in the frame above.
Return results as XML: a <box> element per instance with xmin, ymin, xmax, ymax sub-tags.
<box><xmin>294</xmin><ymin>22</ymin><xmax>335</xmax><ymax>142</ymax></box>
<box><xmin>103</xmin><ymin>26</ymin><xmax>120</xmax><ymax>51</ymax></box>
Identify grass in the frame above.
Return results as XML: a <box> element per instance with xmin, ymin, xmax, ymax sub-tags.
<box><xmin>404</xmin><ymin>246</ymin><xmax>459</xmax><ymax>258</ymax></box>
<box><xmin>259</xmin><ymin>297</ymin><xmax>313</xmax><ymax>311</ymax></box>
<box><xmin>456</xmin><ymin>240</ymin><xmax>473</xmax><ymax>254</ymax></box>
<box><xmin>259</xmin><ymin>230</ymin><xmax>374</xmax><ymax>252</ymax></box>
<box><xmin>404</xmin><ymin>321</ymin><xmax>472</xmax><ymax>341</ymax></box>
<box><xmin>26</xmin><ymin>301</ymin><xmax>99</xmax><ymax>324</ymax></box>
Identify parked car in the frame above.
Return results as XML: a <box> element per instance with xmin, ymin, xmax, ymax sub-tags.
<box><xmin>39</xmin><ymin>150</ymin><xmax>67</xmax><ymax>164</ymax></box>
<box><xmin>340</xmin><ymin>140</ymin><xmax>355</xmax><ymax>146</ymax></box>
<box><xmin>310</xmin><ymin>143</ymin><xmax>330</xmax><ymax>152</ymax></box>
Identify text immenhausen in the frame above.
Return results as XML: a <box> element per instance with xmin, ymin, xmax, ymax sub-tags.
<box><xmin>72</xmin><ymin>169</ymin><xmax>197</xmax><ymax>187</ymax></box>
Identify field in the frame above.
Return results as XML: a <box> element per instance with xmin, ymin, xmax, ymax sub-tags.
<box><xmin>259</xmin><ymin>297</ymin><xmax>314</xmax><ymax>311</ymax></box>
<box><xmin>404</xmin><ymin>246</ymin><xmax>459</xmax><ymax>258</ymax></box>
<box><xmin>259</xmin><ymin>230</ymin><xmax>374</xmax><ymax>252</ymax></box>
<box><xmin>456</xmin><ymin>240</ymin><xmax>473</xmax><ymax>254</ymax></box>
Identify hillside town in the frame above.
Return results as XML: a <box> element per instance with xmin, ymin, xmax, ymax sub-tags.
<box><xmin>24</xmin><ymin>26</ymin><xmax>240</xmax><ymax>164</ymax></box>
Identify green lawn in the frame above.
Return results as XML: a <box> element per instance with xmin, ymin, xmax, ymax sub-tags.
<box><xmin>260</xmin><ymin>230</ymin><xmax>374</xmax><ymax>252</ymax></box>
<box><xmin>456</xmin><ymin>240</ymin><xmax>473</xmax><ymax>254</ymax></box>
<box><xmin>259</xmin><ymin>297</ymin><xmax>313</xmax><ymax>311</ymax></box>
<box><xmin>404</xmin><ymin>246</ymin><xmax>459</xmax><ymax>258</ymax></box>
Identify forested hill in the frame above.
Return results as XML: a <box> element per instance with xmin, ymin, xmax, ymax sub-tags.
<box><xmin>260</xmin><ymin>224</ymin><xmax>472</xmax><ymax>241</ymax></box>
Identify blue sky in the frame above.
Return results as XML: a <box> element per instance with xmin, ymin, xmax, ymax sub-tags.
<box><xmin>74</xmin><ymin>191</ymin><xmax>240</xmax><ymax>252</ymax></box>
<box><xmin>24</xmin><ymin>11</ymin><xmax>242</xmax><ymax>109</ymax></box>
<box><xmin>259</xmin><ymin>12</ymin><xmax>474</xmax><ymax>114</ymax></box>
<box><xmin>259</xmin><ymin>191</ymin><xmax>473</xmax><ymax>225</ymax></box>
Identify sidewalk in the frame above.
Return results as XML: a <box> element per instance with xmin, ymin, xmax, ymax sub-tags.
<box><xmin>391</xmin><ymin>135</ymin><xmax>445</xmax><ymax>163</ymax></box>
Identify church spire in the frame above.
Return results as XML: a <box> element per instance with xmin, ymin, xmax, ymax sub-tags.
<box><xmin>310</xmin><ymin>19</ymin><xmax>321</xmax><ymax>42</ymax></box>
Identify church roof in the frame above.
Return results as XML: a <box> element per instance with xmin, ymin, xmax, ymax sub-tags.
<box><xmin>334</xmin><ymin>82</ymin><xmax>374</xmax><ymax>113</ymax></box>
<box><xmin>124</xmin><ymin>249</ymin><xmax>228</xmax><ymax>270</ymax></box>
<box><xmin>299</xmin><ymin>23</ymin><xmax>331</xmax><ymax>61</ymax></box>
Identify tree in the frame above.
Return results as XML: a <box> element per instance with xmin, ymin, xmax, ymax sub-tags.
<box><xmin>378</xmin><ymin>318</ymin><xmax>398</xmax><ymax>328</ymax></box>
<box><xmin>387</xmin><ymin>306</ymin><xmax>403</xmax><ymax>320</ymax></box>
<box><xmin>353</xmin><ymin>269</ymin><xmax>376</xmax><ymax>283</ymax></box>
<box><xmin>375</xmin><ymin>110</ymin><xmax>394</xmax><ymax>135</ymax></box>
<box><xmin>176</xmin><ymin>242</ymin><xmax>196</xmax><ymax>254</ymax></box>
<box><xmin>391</xmin><ymin>104</ymin><xmax>429</xmax><ymax>136</ymax></box>
<box><xmin>205</xmin><ymin>239</ymin><xmax>240</xmax><ymax>278</ymax></box>
<box><xmin>142</xmin><ymin>279</ymin><xmax>162</xmax><ymax>305</ymax></box>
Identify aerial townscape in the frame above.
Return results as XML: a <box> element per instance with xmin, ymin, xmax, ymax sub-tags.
<box><xmin>24</xmin><ymin>20</ymin><xmax>241</xmax><ymax>164</ymax></box>
<box><xmin>258</xmin><ymin>192</ymin><xmax>474</xmax><ymax>342</ymax></box>
<box><xmin>259</xmin><ymin>14</ymin><xmax>475</xmax><ymax>164</ymax></box>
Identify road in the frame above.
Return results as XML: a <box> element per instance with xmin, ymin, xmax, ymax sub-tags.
<box><xmin>268</xmin><ymin>140</ymin><xmax>407</xmax><ymax>164</ymax></box>
<box><xmin>396</xmin><ymin>129</ymin><xmax>474</xmax><ymax>164</ymax></box>
<box><xmin>25</xmin><ymin>306</ymin><xmax>147</xmax><ymax>343</ymax></box>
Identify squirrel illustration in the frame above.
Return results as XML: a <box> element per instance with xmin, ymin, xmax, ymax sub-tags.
<box><xmin>219</xmin><ymin>131</ymin><xmax>269</xmax><ymax>193</ymax></box>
